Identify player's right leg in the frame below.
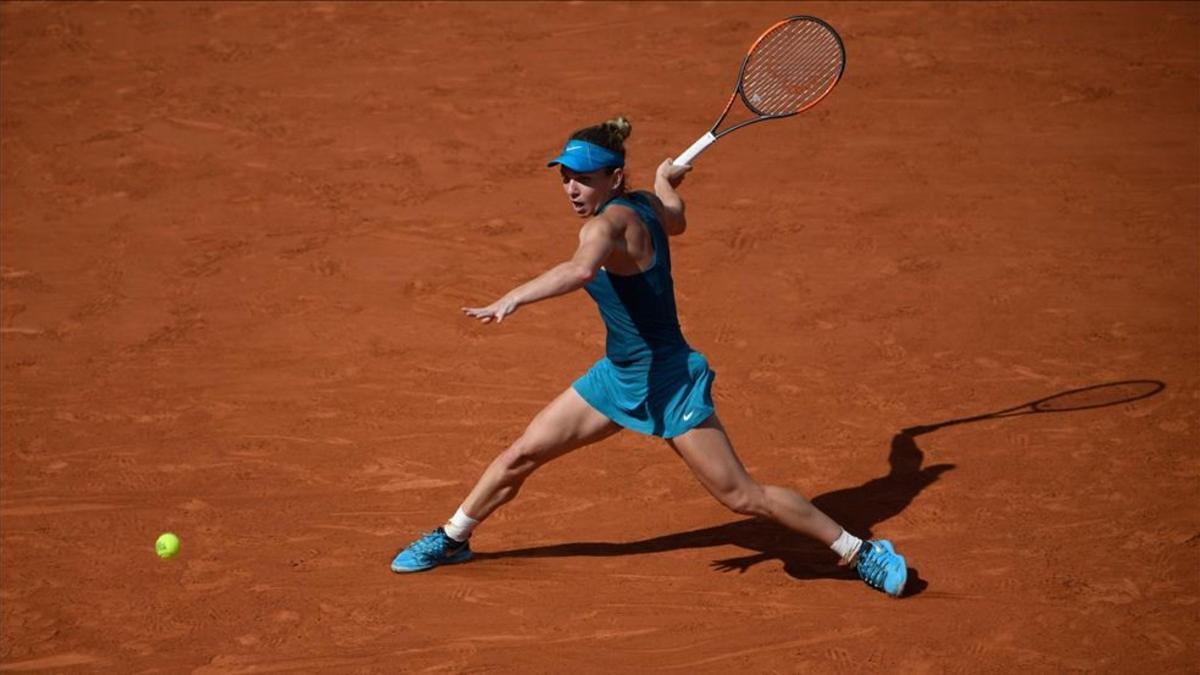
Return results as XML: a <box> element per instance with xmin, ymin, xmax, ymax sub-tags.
<box><xmin>668</xmin><ymin>414</ymin><xmax>908</xmax><ymax>597</ymax></box>
<box><xmin>391</xmin><ymin>387</ymin><xmax>619</xmax><ymax>573</ymax></box>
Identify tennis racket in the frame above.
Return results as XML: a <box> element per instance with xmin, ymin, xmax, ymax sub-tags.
<box><xmin>903</xmin><ymin>380</ymin><xmax>1166</xmax><ymax>436</ymax></box>
<box><xmin>673</xmin><ymin>16</ymin><xmax>846</xmax><ymax>166</ymax></box>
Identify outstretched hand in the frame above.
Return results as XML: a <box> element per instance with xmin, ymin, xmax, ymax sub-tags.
<box><xmin>462</xmin><ymin>296</ymin><xmax>519</xmax><ymax>324</ymax></box>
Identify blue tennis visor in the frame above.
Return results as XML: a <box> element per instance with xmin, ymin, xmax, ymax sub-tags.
<box><xmin>546</xmin><ymin>140</ymin><xmax>624</xmax><ymax>173</ymax></box>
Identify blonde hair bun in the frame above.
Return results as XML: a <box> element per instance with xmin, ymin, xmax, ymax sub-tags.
<box><xmin>604</xmin><ymin>116</ymin><xmax>633</xmax><ymax>142</ymax></box>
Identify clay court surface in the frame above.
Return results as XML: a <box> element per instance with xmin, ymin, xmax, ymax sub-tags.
<box><xmin>2</xmin><ymin>1</ymin><xmax>1198</xmax><ymax>671</ymax></box>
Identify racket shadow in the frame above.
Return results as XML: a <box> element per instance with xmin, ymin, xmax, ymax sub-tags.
<box><xmin>474</xmin><ymin>379</ymin><xmax>1166</xmax><ymax>598</ymax></box>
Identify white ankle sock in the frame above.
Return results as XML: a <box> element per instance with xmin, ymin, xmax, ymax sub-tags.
<box><xmin>443</xmin><ymin>507</ymin><xmax>479</xmax><ymax>542</ymax></box>
<box><xmin>830</xmin><ymin>530</ymin><xmax>864</xmax><ymax>566</ymax></box>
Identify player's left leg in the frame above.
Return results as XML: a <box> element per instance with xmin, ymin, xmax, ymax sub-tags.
<box><xmin>667</xmin><ymin>414</ymin><xmax>841</xmax><ymax>543</ymax></box>
<box><xmin>667</xmin><ymin>414</ymin><xmax>908</xmax><ymax>596</ymax></box>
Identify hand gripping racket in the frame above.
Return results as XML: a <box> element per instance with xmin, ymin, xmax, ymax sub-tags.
<box><xmin>674</xmin><ymin>16</ymin><xmax>846</xmax><ymax>166</ymax></box>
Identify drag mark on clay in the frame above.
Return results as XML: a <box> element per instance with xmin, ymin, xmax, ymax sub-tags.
<box><xmin>165</xmin><ymin>116</ymin><xmax>250</xmax><ymax>136</ymax></box>
<box><xmin>0</xmin><ymin>653</ymin><xmax>105</xmax><ymax>671</ymax></box>
<box><xmin>0</xmin><ymin>502</ymin><xmax>120</xmax><ymax>517</ymax></box>
<box><xmin>314</xmin><ymin>524</ymin><xmax>401</xmax><ymax>537</ymax></box>
<box><xmin>657</xmin><ymin>627</ymin><xmax>878</xmax><ymax>669</ymax></box>
<box><xmin>370</xmin><ymin>476</ymin><xmax>459</xmax><ymax>492</ymax></box>
<box><xmin>239</xmin><ymin>434</ymin><xmax>354</xmax><ymax>446</ymax></box>
<box><xmin>542</xmin><ymin>628</ymin><xmax>662</xmax><ymax>644</ymax></box>
<box><xmin>193</xmin><ymin>654</ymin><xmax>379</xmax><ymax>674</ymax></box>
<box><xmin>599</xmin><ymin>602</ymin><xmax>738</xmax><ymax>612</ymax></box>
<box><xmin>0</xmin><ymin>327</ymin><xmax>45</xmax><ymax>336</ymax></box>
<box><xmin>391</xmin><ymin>389</ymin><xmax>549</xmax><ymax>406</ymax></box>
<box><xmin>420</xmin><ymin>629</ymin><xmax>662</xmax><ymax>650</ymax></box>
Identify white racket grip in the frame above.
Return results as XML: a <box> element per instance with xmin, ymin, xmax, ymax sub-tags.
<box><xmin>674</xmin><ymin>132</ymin><xmax>716</xmax><ymax>166</ymax></box>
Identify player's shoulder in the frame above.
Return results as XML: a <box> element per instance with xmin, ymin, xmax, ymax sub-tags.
<box><xmin>579</xmin><ymin>210</ymin><xmax>625</xmax><ymax>240</ymax></box>
<box><xmin>604</xmin><ymin>191</ymin><xmax>661</xmax><ymax>220</ymax></box>
<box><xmin>627</xmin><ymin>191</ymin><xmax>674</xmax><ymax>229</ymax></box>
<box><xmin>629</xmin><ymin>190</ymin><xmax>661</xmax><ymax>209</ymax></box>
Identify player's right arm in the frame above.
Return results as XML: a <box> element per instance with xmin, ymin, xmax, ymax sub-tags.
<box><xmin>462</xmin><ymin>216</ymin><xmax>619</xmax><ymax>324</ymax></box>
<box><xmin>654</xmin><ymin>159</ymin><xmax>691</xmax><ymax>236</ymax></box>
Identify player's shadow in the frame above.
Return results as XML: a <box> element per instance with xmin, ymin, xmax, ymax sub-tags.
<box><xmin>476</xmin><ymin>380</ymin><xmax>1167</xmax><ymax>596</ymax></box>
<box><xmin>476</xmin><ymin>427</ymin><xmax>953</xmax><ymax>597</ymax></box>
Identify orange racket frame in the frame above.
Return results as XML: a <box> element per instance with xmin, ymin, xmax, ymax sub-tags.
<box><xmin>674</xmin><ymin>16</ymin><xmax>846</xmax><ymax>166</ymax></box>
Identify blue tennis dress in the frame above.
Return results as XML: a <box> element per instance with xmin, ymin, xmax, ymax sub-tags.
<box><xmin>571</xmin><ymin>192</ymin><xmax>716</xmax><ymax>438</ymax></box>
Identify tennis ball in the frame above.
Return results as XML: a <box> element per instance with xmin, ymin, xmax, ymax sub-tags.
<box><xmin>156</xmin><ymin>532</ymin><xmax>180</xmax><ymax>559</ymax></box>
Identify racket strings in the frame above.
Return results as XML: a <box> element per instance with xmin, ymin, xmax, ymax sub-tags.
<box><xmin>746</xmin><ymin>27</ymin><xmax>842</xmax><ymax>111</ymax></box>
<box><xmin>741</xmin><ymin>20</ymin><xmax>844</xmax><ymax>115</ymax></box>
<box><xmin>749</xmin><ymin>24</ymin><xmax>837</xmax><ymax>86</ymax></box>
<box><xmin>748</xmin><ymin>47</ymin><xmax>841</xmax><ymax>108</ymax></box>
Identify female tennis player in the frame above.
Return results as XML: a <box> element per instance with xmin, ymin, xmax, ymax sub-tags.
<box><xmin>391</xmin><ymin>117</ymin><xmax>909</xmax><ymax>596</ymax></box>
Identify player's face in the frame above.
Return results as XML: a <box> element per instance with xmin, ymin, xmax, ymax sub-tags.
<box><xmin>560</xmin><ymin>167</ymin><xmax>623</xmax><ymax>217</ymax></box>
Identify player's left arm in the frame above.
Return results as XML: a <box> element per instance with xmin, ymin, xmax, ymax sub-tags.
<box><xmin>462</xmin><ymin>216</ymin><xmax>618</xmax><ymax>323</ymax></box>
<box><xmin>653</xmin><ymin>159</ymin><xmax>691</xmax><ymax>236</ymax></box>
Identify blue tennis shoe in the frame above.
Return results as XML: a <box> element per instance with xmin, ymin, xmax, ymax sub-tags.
<box><xmin>856</xmin><ymin>539</ymin><xmax>907</xmax><ymax>597</ymax></box>
<box><xmin>391</xmin><ymin>527</ymin><xmax>473</xmax><ymax>573</ymax></box>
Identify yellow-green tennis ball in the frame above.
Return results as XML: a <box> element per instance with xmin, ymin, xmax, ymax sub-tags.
<box><xmin>156</xmin><ymin>532</ymin><xmax>180</xmax><ymax>559</ymax></box>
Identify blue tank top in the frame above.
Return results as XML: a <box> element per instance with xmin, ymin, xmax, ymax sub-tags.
<box><xmin>584</xmin><ymin>192</ymin><xmax>689</xmax><ymax>363</ymax></box>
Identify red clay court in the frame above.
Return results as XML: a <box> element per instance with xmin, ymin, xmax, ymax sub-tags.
<box><xmin>2</xmin><ymin>2</ymin><xmax>1197</xmax><ymax>671</ymax></box>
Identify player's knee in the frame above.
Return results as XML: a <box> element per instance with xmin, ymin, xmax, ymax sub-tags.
<box><xmin>500</xmin><ymin>434</ymin><xmax>552</xmax><ymax>477</ymax></box>
<box><xmin>720</xmin><ymin>484</ymin><xmax>768</xmax><ymax>517</ymax></box>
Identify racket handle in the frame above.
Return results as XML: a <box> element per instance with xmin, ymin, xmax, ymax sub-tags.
<box><xmin>674</xmin><ymin>132</ymin><xmax>715</xmax><ymax>166</ymax></box>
